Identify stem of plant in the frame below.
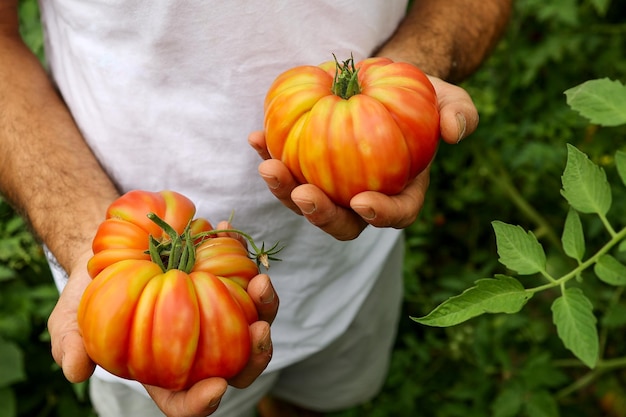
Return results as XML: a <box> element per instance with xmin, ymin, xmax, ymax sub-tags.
<box><xmin>330</xmin><ymin>54</ymin><xmax>361</xmax><ymax>99</ymax></box>
<box><xmin>526</xmin><ymin>226</ymin><xmax>626</xmax><ymax>295</ymax></box>
<box><xmin>145</xmin><ymin>212</ymin><xmax>283</xmax><ymax>271</ymax></box>
<box><xmin>193</xmin><ymin>228</ymin><xmax>284</xmax><ymax>269</ymax></box>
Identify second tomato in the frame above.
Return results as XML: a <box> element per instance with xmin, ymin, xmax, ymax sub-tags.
<box><xmin>263</xmin><ymin>56</ymin><xmax>440</xmax><ymax>207</ymax></box>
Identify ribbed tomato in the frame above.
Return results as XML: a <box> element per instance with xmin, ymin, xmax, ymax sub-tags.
<box><xmin>263</xmin><ymin>56</ymin><xmax>440</xmax><ymax>207</ymax></box>
<box><xmin>77</xmin><ymin>190</ymin><xmax>260</xmax><ymax>390</ymax></box>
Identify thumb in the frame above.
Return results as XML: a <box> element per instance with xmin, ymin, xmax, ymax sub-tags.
<box><xmin>48</xmin><ymin>251</ymin><xmax>96</xmax><ymax>382</ymax></box>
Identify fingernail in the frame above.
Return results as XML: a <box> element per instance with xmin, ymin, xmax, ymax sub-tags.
<box><xmin>293</xmin><ymin>199</ymin><xmax>316</xmax><ymax>214</ymax></box>
<box><xmin>209</xmin><ymin>395</ymin><xmax>223</xmax><ymax>409</ymax></box>
<box><xmin>353</xmin><ymin>205</ymin><xmax>376</xmax><ymax>220</ymax></box>
<box><xmin>258</xmin><ymin>328</ymin><xmax>272</xmax><ymax>353</ymax></box>
<box><xmin>456</xmin><ymin>113</ymin><xmax>467</xmax><ymax>143</ymax></box>
<box><xmin>260</xmin><ymin>174</ymin><xmax>279</xmax><ymax>190</ymax></box>
<box><xmin>260</xmin><ymin>282</ymin><xmax>276</xmax><ymax>305</ymax></box>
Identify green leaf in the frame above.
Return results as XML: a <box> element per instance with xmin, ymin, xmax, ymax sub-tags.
<box><xmin>594</xmin><ymin>254</ymin><xmax>626</xmax><ymax>286</ymax></box>
<box><xmin>551</xmin><ymin>288</ymin><xmax>599</xmax><ymax>368</ymax></box>
<box><xmin>616</xmin><ymin>150</ymin><xmax>626</xmax><ymax>187</ymax></box>
<box><xmin>0</xmin><ymin>340</ymin><xmax>25</xmax><ymax>387</ymax></box>
<box><xmin>412</xmin><ymin>275</ymin><xmax>532</xmax><ymax>327</ymax></box>
<box><xmin>492</xmin><ymin>221</ymin><xmax>546</xmax><ymax>274</ymax></box>
<box><xmin>562</xmin><ymin>209</ymin><xmax>585</xmax><ymax>261</ymax></box>
<box><xmin>564</xmin><ymin>78</ymin><xmax>626</xmax><ymax>126</ymax></box>
<box><xmin>561</xmin><ymin>144</ymin><xmax>612</xmax><ymax>215</ymax></box>
<box><xmin>524</xmin><ymin>390</ymin><xmax>560</xmax><ymax>417</ymax></box>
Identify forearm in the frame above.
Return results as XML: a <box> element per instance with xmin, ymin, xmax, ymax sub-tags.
<box><xmin>0</xmin><ymin>4</ymin><xmax>119</xmax><ymax>273</ymax></box>
<box><xmin>377</xmin><ymin>0</ymin><xmax>512</xmax><ymax>82</ymax></box>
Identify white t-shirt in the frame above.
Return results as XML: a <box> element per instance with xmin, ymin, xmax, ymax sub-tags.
<box><xmin>40</xmin><ymin>0</ymin><xmax>408</xmax><ymax>390</ymax></box>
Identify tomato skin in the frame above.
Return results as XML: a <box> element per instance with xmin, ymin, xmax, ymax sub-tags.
<box><xmin>193</xmin><ymin>237</ymin><xmax>259</xmax><ymax>289</ymax></box>
<box><xmin>264</xmin><ymin>57</ymin><xmax>440</xmax><ymax>207</ymax></box>
<box><xmin>88</xmin><ymin>190</ymin><xmax>208</xmax><ymax>277</ymax></box>
<box><xmin>78</xmin><ymin>190</ymin><xmax>259</xmax><ymax>390</ymax></box>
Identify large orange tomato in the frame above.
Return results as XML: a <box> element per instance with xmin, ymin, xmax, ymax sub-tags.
<box><xmin>77</xmin><ymin>190</ymin><xmax>260</xmax><ymax>390</ymax></box>
<box><xmin>263</xmin><ymin>56</ymin><xmax>440</xmax><ymax>207</ymax></box>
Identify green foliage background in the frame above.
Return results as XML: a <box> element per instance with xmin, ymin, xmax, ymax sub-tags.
<box><xmin>2</xmin><ymin>0</ymin><xmax>626</xmax><ymax>416</ymax></box>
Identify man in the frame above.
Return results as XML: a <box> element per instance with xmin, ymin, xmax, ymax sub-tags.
<box><xmin>0</xmin><ymin>1</ymin><xmax>512</xmax><ymax>416</ymax></box>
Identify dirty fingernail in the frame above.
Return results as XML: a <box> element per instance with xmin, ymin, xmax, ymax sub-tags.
<box><xmin>261</xmin><ymin>282</ymin><xmax>276</xmax><ymax>305</ymax></box>
<box><xmin>456</xmin><ymin>113</ymin><xmax>467</xmax><ymax>143</ymax></box>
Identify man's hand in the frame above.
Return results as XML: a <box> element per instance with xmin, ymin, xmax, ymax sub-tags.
<box><xmin>248</xmin><ymin>76</ymin><xmax>478</xmax><ymax>240</ymax></box>
<box><xmin>48</xmin><ymin>247</ymin><xmax>279</xmax><ymax>417</ymax></box>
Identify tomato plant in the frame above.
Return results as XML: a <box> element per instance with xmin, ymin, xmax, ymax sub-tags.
<box><xmin>77</xmin><ymin>190</ymin><xmax>272</xmax><ymax>390</ymax></box>
<box><xmin>263</xmin><ymin>55</ymin><xmax>440</xmax><ymax>207</ymax></box>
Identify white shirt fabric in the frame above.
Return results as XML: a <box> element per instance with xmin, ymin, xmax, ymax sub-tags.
<box><xmin>40</xmin><ymin>0</ymin><xmax>408</xmax><ymax>393</ymax></box>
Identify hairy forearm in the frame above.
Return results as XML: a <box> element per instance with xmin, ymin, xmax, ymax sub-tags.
<box><xmin>0</xmin><ymin>5</ymin><xmax>119</xmax><ymax>272</ymax></box>
<box><xmin>378</xmin><ymin>0</ymin><xmax>512</xmax><ymax>82</ymax></box>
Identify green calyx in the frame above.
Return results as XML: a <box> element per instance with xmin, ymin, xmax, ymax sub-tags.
<box><xmin>331</xmin><ymin>54</ymin><xmax>361</xmax><ymax>99</ymax></box>
<box><xmin>146</xmin><ymin>213</ymin><xmax>283</xmax><ymax>273</ymax></box>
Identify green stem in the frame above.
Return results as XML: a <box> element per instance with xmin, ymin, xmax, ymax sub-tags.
<box><xmin>598</xmin><ymin>212</ymin><xmax>618</xmax><ymax>238</ymax></box>
<box><xmin>555</xmin><ymin>355</ymin><xmax>626</xmax><ymax>399</ymax></box>
<box><xmin>193</xmin><ymin>228</ymin><xmax>283</xmax><ymax>269</ymax></box>
<box><xmin>526</xmin><ymin>226</ymin><xmax>626</xmax><ymax>294</ymax></box>
<box><xmin>330</xmin><ymin>54</ymin><xmax>361</xmax><ymax>99</ymax></box>
<box><xmin>145</xmin><ymin>213</ymin><xmax>200</xmax><ymax>273</ymax></box>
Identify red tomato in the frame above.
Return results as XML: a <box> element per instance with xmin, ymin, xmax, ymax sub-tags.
<box><xmin>264</xmin><ymin>56</ymin><xmax>440</xmax><ymax>207</ymax></box>
<box><xmin>78</xmin><ymin>190</ymin><xmax>260</xmax><ymax>390</ymax></box>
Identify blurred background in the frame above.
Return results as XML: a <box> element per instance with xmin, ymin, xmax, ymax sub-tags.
<box><xmin>2</xmin><ymin>0</ymin><xmax>626</xmax><ymax>416</ymax></box>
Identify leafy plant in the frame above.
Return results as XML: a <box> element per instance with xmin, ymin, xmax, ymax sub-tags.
<box><xmin>412</xmin><ymin>80</ymin><xmax>626</xmax><ymax>416</ymax></box>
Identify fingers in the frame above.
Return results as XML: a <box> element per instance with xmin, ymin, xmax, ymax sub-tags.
<box><xmin>48</xmin><ymin>252</ymin><xmax>96</xmax><ymax>383</ymax></box>
<box><xmin>248</xmin><ymin>130</ymin><xmax>272</xmax><ymax>160</ymax></box>
<box><xmin>246</xmin><ymin>273</ymin><xmax>279</xmax><ymax>324</ymax></box>
<box><xmin>228</xmin><ymin>321</ymin><xmax>273</xmax><ymax>389</ymax></box>
<box><xmin>257</xmin><ymin>159</ymin><xmax>302</xmax><ymax>214</ymax></box>
<box><xmin>351</xmin><ymin>167</ymin><xmax>430</xmax><ymax>229</ymax></box>
<box><xmin>428</xmin><ymin>76</ymin><xmax>479</xmax><ymax>144</ymax></box>
<box><xmin>255</xmin><ymin>148</ymin><xmax>425</xmax><ymax>240</ymax></box>
<box><xmin>291</xmin><ymin>184</ymin><xmax>368</xmax><ymax>240</ymax></box>
<box><xmin>144</xmin><ymin>378</ymin><xmax>228</xmax><ymax>417</ymax></box>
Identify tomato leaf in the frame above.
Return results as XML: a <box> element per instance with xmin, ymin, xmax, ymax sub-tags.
<box><xmin>562</xmin><ymin>209</ymin><xmax>585</xmax><ymax>261</ymax></box>
<box><xmin>412</xmin><ymin>275</ymin><xmax>532</xmax><ymax>327</ymax></box>
<box><xmin>492</xmin><ymin>221</ymin><xmax>546</xmax><ymax>275</ymax></box>
<box><xmin>594</xmin><ymin>254</ymin><xmax>626</xmax><ymax>286</ymax></box>
<box><xmin>561</xmin><ymin>144</ymin><xmax>612</xmax><ymax>215</ymax></box>
<box><xmin>551</xmin><ymin>288</ymin><xmax>598</xmax><ymax>368</ymax></box>
<box><xmin>564</xmin><ymin>78</ymin><xmax>626</xmax><ymax>126</ymax></box>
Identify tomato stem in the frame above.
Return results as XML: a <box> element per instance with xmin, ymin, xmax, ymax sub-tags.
<box><xmin>146</xmin><ymin>213</ymin><xmax>197</xmax><ymax>273</ymax></box>
<box><xmin>145</xmin><ymin>213</ymin><xmax>283</xmax><ymax>271</ymax></box>
<box><xmin>193</xmin><ymin>229</ymin><xmax>284</xmax><ymax>270</ymax></box>
<box><xmin>331</xmin><ymin>53</ymin><xmax>361</xmax><ymax>99</ymax></box>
